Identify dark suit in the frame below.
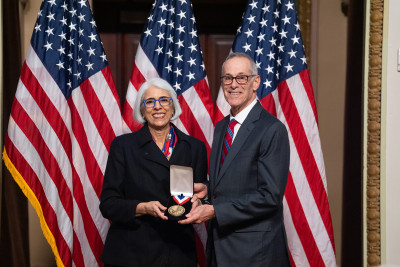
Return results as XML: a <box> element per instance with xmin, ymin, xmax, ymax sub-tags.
<box><xmin>207</xmin><ymin>102</ymin><xmax>291</xmax><ymax>267</ymax></box>
<box><xmin>100</xmin><ymin>123</ymin><xmax>207</xmax><ymax>267</ymax></box>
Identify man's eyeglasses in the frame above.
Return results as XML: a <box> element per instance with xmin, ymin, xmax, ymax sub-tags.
<box><xmin>142</xmin><ymin>96</ymin><xmax>173</xmax><ymax>108</ymax></box>
<box><xmin>220</xmin><ymin>74</ymin><xmax>257</xmax><ymax>85</ymax></box>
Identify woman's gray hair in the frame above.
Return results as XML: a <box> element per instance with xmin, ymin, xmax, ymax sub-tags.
<box><xmin>132</xmin><ymin>78</ymin><xmax>182</xmax><ymax>124</ymax></box>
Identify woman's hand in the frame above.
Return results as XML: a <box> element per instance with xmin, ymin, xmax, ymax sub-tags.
<box><xmin>136</xmin><ymin>201</ymin><xmax>168</xmax><ymax>220</ymax></box>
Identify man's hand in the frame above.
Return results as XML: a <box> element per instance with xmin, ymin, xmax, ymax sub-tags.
<box><xmin>178</xmin><ymin>204</ymin><xmax>215</xmax><ymax>224</ymax></box>
<box><xmin>136</xmin><ymin>201</ymin><xmax>168</xmax><ymax>220</ymax></box>
<box><xmin>193</xmin><ymin>182</ymin><xmax>207</xmax><ymax>199</ymax></box>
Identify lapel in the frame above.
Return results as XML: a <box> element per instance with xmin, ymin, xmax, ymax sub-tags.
<box><xmin>211</xmin><ymin>116</ymin><xmax>230</xmax><ymax>182</ymax></box>
<box><xmin>168</xmin><ymin>125</ymin><xmax>191</xmax><ymax>165</ymax></box>
<box><xmin>137</xmin><ymin>123</ymin><xmax>189</xmax><ymax>169</ymax></box>
<box><xmin>137</xmin><ymin>124</ymin><xmax>170</xmax><ymax>168</ymax></box>
<box><xmin>214</xmin><ymin>102</ymin><xmax>263</xmax><ymax>187</ymax></box>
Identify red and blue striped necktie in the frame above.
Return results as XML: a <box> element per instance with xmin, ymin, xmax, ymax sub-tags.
<box><xmin>221</xmin><ymin>119</ymin><xmax>238</xmax><ymax>165</ymax></box>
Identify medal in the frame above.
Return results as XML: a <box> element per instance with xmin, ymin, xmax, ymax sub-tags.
<box><xmin>168</xmin><ymin>205</ymin><xmax>186</xmax><ymax>217</ymax></box>
<box><xmin>166</xmin><ymin>165</ymin><xmax>193</xmax><ymax>220</ymax></box>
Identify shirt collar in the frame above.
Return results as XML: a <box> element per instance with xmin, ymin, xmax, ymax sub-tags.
<box><xmin>230</xmin><ymin>98</ymin><xmax>258</xmax><ymax>125</ymax></box>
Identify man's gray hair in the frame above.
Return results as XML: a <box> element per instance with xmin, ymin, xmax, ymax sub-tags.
<box><xmin>132</xmin><ymin>78</ymin><xmax>182</xmax><ymax>124</ymax></box>
<box><xmin>222</xmin><ymin>52</ymin><xmax>258</xmax><ymax>75</ymax></box>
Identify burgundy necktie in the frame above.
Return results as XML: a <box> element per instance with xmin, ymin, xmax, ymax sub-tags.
<box><xmin>220</xmin><ymin>119</ymin><xmax>238</xmax><ymax>165</ymax></box>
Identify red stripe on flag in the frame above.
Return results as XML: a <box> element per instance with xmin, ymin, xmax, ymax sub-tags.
<box><xmin>260</xmin><ymin>93</ymin><xmax>277</xmax><ymax>117</ymax></box>
<box><xmin>193</xmin><ymin>79</ymin><xmax>217</xmax><ymax>127</ymax></box>
<box><xmin>213</xmin><ymin>105</ymin><xmax>225</xmax><ymax>124</ymax></box>
<box><xmin>20</xmin><ymin>62</ymin><xmax>73</xmax><ymax>158</ymax></box>
<box><xmin>67</xmin><ymin>98</ymin><xmax>104</xmax><ymax>197</ymax></box>
<box><xmin>130</xmin><ymin>63</ymin><xmax>146</xmax><ymax>90</ymax></box>
<box><xmin>277</xmin><ymin>81</ymin><xmax>335</xmax><ymax>247</ymax></box>
<box><xmin>178</xmin><ymin>95</ymin><xmax>211</xmax><ymax>157</ymax></box>
<box><xmin>10</xmin><ymin>99</ymin><xmax>74</xmax><ymax>221</ymax></box>
<box><xmin>285</xmin><ymin>172</ymin><xmax>326</xmax><ymax>266</ymax></box>
<box><xmin>11</xmin><ymin>98</ymin><xmax>103</xmax><ymax>265</ymax></box>
<box><xmin>102</xmin><ymin>67</ymin><xmax>121</xmax><ymax>109</ymax></box>
<box><xmin>194</xmin><ymin>229</ymin><xmax>206</xmax><ymax>267</ymax></box>
<box><xmin>20</xmin><ymin>63</ymin><xmax>105</xmax><ymax>263</ymax></box>
<box><xmin>123</xmin><ymin>64</ymin><xmax>146</xmax><ymax>132</ymax></box>
<box><xmin>72</xmin><ymin>230</ymin><xmax>85</xmax><ymax>267</ymax></box>
<box><xmin>299</xmin><ymin>70</ymin><xmax>319</xmax><ymax>126</ymax></box>
<box><xmin>66</xmin><ymin>97</ymin><xmax>107</xmax><ymax>264</ymax></box>
<box><xmin>71</xmin><ymin>167</ymin><xmax>105</xmax><ymax>265</ymax></box>
<box><xmin>288</xmin><ymin>250</ymin><xmax>295</xmax><ymax>267</ymax></box>
<box><xmin>80</xmin><ymin>78</ymin><xmax>116</xmax><ymax>150</ymax></box>
<box><xmin>122</xmin><ymin>99</ymin><xmax>143</xmax><ymax>133</ymax></box>
<box><xmin>4</xmin><ymin>136</ymin><xmax>75</xmax><ymax>267</ymax></box>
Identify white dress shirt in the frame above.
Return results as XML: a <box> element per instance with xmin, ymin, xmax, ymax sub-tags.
<box><xmin>229</xmin><ymin>98</ymin><xmax>258</xmax><ymax>142</ymax></box>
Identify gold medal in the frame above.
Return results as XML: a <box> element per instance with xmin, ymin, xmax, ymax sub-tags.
<box><xmin>168</xmin><ymin>205</ymin><xmax>185</xmax><ymax>217</ymax></box>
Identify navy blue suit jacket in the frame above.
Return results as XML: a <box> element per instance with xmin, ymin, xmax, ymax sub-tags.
<box><xmin>207</xmin><ymin>102</ymin><xmax>291</xmax><ymax>266</ymax></box>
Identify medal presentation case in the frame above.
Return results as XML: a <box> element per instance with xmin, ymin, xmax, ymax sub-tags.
<box><xmin>165</xmin><ymin>165</ymin><xmax>193</xmax><ymax>221</ymax></box>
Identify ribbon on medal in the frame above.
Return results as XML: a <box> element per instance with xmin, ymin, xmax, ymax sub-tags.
<box><xmin>172</xmin><ymin>194</ymin><xmax>190</xmax><ymax>205</ymax></box>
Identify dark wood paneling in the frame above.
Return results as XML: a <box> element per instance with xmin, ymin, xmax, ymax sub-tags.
<box><xmin>93</xmin><ymin>0</ymin><xmax>247</xmax><ymax>34</ymax></box>
<box><xmin>100</xmin><ymin>33</ymin><xmax>123</xmax><ymax>96</ymax></box>
<box><xmin>341</xmin><ymin>0</ymin><xmax>365</xmax><ymax>265</ymax></box>
<box><xmin>202</xmin><ymin>35</ymin><xmax>234</xmax><ymax>102</ymax></box>
<box><xmin>122</xmin><ymin>34</ymin><xmax>141</xmax><ymax>93</ymax></box>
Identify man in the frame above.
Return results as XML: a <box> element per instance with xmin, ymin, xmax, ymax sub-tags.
<box><xmin>180</xmin><ymin>52</ymin><xmax>291</xmax><ymax>266</ymax></box>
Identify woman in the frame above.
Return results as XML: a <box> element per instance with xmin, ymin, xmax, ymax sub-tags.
<box><xmin>100</xmin><ymin>78</ymin><xmax>207</xmax><ymax>266</ymax></box>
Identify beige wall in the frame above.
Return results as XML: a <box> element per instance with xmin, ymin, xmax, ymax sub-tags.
<box><xmin>316</xmin><ymin>0</ymin><xmax>347</xmax><ymax>265</ymax></box>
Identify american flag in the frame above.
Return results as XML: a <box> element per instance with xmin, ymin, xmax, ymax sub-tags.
<box><xmin>122</xmin><ymin>0</ymin><xmax>219</xmax><ymax>155</ymax></box>
<box><xmin>216</xmin><ymin>0</ymin><xmax>337</xmax><ymax>266</ymax></box>
<box><xmin>121</xmin><ymin>0</ymin><xmax>217</xmax><ymax>265</ymax></box>
<box><xmin>3</xmin><ymin>0</ymin><xmax>122</xmax><ymax>266</ymax></box>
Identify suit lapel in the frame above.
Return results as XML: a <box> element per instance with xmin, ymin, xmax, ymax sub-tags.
<box><xmin>143</xmin><ymin>144</ymin><xmax>170</xmax><ymax>168</ymax></box>
<box><xmin>138</xmin><ymin>124</ymin><xmax>170</xmax><ymax>168</ymax></box>
<box><xmin>215</xmin><ymin>102</ymin><xmax>263</xmax><ymax>187</ymax></box>
<box><xmin>141</xmin><ymin>124</ymin><xmax>192</xmax><ymax>168</ymax></box>
<box><xmin>211</xmin><ymin>117</ymin><xmax>229</xmax><ymax>184</ymax></box>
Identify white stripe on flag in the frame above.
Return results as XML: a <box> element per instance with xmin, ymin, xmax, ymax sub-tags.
<box><xmin>135</xmin><ymin>44</ymin><xmax>160</xmax><ymax>79</ymax></box>
<box><xmin>72</xmin><ymin>201</ymin><xmax>99</xmax><ymax>267</ymax></box>
<box><xmin>173</xmin><ymin>117</ymin><xmax>189</xmax><ymax>135</ymax></box>
<box><xmin>283</xmin><ymin>197</ymin><xmax>310</xmax><ymax>267</ymax></box>
<box><xmin>125</xmin><ymin>82</ymin><xmax>139</xmax><ymax>110</ymax></box>
<box><xmin>89</xmin><ymin>72</ymin><xmax>123</xmax><ymax>137</ymax></box>
<box><xmin>216</xmin><ymin>87</ymin><xmax>230</xmax><ymax>116</ymax></box>
<box><xmin>273</xmin><ymin>91</ymin><xmax>336</xmax><ymax>267</ymax></box>
<box><xmin>71</xmin><ymin>137</ymin><xmax>109</xmax><ymax>243</ymax></box>
<box><xmin>182</xmin><ymin>87</ymin><xmax>214</xmax><ymax>147</ymax></box>
<box><xmin>71</xmin><ymin>88</ymin><xmax>109</xmax><ymax>175</ymax></box>
<box><xmin>7</xmin><ymin>116</ymin><xmax>74</xmax><ymax>250</ymax></box>
<box><xmin>15</xmin><ymin>81</ymin><xmax>73</xmax><ymax>191</ymax></box>
<box><xmin>25</xmin><ymin>44</ymin><xmax>109</xmax><ymax>252</ymax></box>
<box><xmin>286</xmin><ymin>75</ymin><xmax>328</xmax><ymax>191</ymax></box>
<box><xmin>25</xmin><ymin>46</ymin><xmax>72</xmax><ymax>134</ymax></box>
